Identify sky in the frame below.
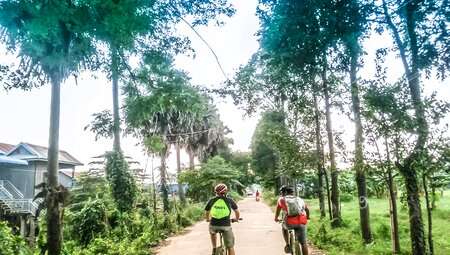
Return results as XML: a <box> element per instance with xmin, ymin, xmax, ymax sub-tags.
<box><xmin>0</xmin><ymin>0</ymin><xmax>261</xmax><ymax>173</ymax></box>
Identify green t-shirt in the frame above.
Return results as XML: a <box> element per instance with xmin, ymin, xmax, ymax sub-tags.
<box><xmin>204</xmin><ymin>196</ymin><xmax>238</xmax><ymax>226</ymax></box>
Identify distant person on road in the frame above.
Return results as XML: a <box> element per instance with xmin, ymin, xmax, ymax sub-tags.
<box><xmin>274</xmin><ymin>185</ymin><xmax>309</xmax><ymax>255</ymax></box>
<box><xmin>255</xmin><ymin>190</ymin><xmax>260</xmax><ymax>201</ymax></box>
<box><xmin>205</xmin><ymin>183</ymin><xmax>240</xmax><ymax>255</ymax></box>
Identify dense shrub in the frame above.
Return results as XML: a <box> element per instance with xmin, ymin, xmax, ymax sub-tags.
<box><xmin>105</xmin><ymin>151</ymin><xmax>138</xmax><ymax>212</ymax></box>
<box><xmin>0</xmin><ymin>221</ymin><xmax>31</xmax><ymax>255</ymax></box>
<box><xmin>72</xmin><ymin>200</ymin><xmax>109</xmax><ymax>246</ymax></box>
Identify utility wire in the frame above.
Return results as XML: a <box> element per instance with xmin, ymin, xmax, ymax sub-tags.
<box><xmin>169</xmin><ymin>4</ymin><xmax>230</xmax><ymax>82</ymax></box>
<box><xmin>180</xmin><ymin>17</ymin><xmax>230</xmax><ymax>82</ymax></box>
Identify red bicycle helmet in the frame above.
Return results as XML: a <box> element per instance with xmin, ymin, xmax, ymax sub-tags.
<box><xmin>215</xmin><ymin>183</ymin><xmax>228</xmax><ymax>194</ymax></box>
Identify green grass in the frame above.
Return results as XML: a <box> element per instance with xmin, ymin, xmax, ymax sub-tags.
<box><xmin>305</xmin><ymin>190</ymin><xmax>450</xmax><ymax>255</ymax></box>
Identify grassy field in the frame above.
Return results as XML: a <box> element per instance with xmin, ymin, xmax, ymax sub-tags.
<box><xmin>302</xmin><ymin>190</ymin><xmax>450</xmax><ymax>255</ymax></box>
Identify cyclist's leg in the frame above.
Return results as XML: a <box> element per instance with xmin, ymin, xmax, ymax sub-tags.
<box><xmin>282</xmin><ymin>222</ymin><xmax>291</xmax><ymax>253</ymax></box>
<box><xmin>222</xmin><ymin>226</ymin><xmax>235</xmax><ymax>255</ymax></box>
<box><xmin>298</xmin><ymin>224</ymin><xmax>308</xmax><ymax>255</ymax></box>
<box><xmin>209</xmin><ymin>225</ymin><xmax>220</xmax><ymax>254</ymax></box>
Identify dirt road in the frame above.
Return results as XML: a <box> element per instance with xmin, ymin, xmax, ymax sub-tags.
<box><xmin>154</xmin><ymin>197</ymin><xmax>323</xmax><ymax>255</ymax></box>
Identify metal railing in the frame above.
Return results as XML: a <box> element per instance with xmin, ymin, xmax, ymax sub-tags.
<box><xmin>0</xmin><ymin>180</ymin><xmax>38</xmax><ymax>215</ymax></box>
<box><xmin>0</xmin><ymin>180</ymin><xmax>24</xmax><ymax>199</ymax></box>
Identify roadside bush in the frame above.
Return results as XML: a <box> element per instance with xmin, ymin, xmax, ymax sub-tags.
<box><xmin>0</xmin><ymin>221</ymin><xmax>31</xmax><ymax>255</ymax></box>
<box><xmin>72</xmin><ymin>200</ymin><xmax>109</xmax><ymax>246</ymax></box>
<box><xmin>340</xmin><ymin>193</ymin><xmax>354</xmax><ymax>202</ymax></box>
<box><xmin>182</xmin><ymin>203</ymin><xmax>204</xmax><ymax>222</ymax></box>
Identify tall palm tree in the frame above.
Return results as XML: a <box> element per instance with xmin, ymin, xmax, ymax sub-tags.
<box><xmin>0</xmin><ymin>2</ymin><xmax>97</xmax><ymax>254</ymax></box>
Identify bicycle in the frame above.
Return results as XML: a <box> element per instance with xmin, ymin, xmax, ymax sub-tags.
<box><xmin>277</xmin><ymin>221</ymin><xmax>302</xmax><ymax>255</ymax></box>
<box><xmin>214</xmin><ymin>218</ymin><xmax>242</xmax><ymax>255</ymax></box>
<box><xmin>287</xmin><ymin>227</ymin><xmax>301</xmax><ymax>255</ymax></box>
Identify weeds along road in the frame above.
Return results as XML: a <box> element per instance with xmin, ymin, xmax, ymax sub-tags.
<box><xmin>154</xmin><ymin>196</ymin><xmax>299</xmax><ymax>255</ymax></box>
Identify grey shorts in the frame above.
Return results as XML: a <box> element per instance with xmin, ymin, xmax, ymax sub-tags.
<box><xmin>282</xmin><ymin>223</ymin><xmax>307</xmax><ymax>245</ymax></box>
<box><xmin>209</xmin><ymin>225</ymin><xmax>235</xmax><ymax>248</ymax></box>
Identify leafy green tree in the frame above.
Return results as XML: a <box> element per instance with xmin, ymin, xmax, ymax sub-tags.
<box><xmin>219</xmin><ymin>150</ymin><xmax>254</xmax><ymax>193</ymax></box>
<box><xmin>180</xmin><ymin>156</ymin><xmax>242</xmax><ymax>202</ymax></box>
<box><xmin>123</xmin><ymin>53</ymin><xmax>224</xmax><ymax>211</ymax></box>
<box><xmin>364</xmin><ymin>78</ymin><xmax>415</xmax><ymax>253</ymax></box>
<box><xmin>254</xmin><ymin>0</ymin><xmax>347</xmax><ymax>227</ymax></box>
<box><xmin>250</xmin><ymin>109</ymin><xmax>283</xmax><ymax>192</ymax></box>
<box><xmin>104</xmin><ymin>151</ymin><xmax>137</xmax><ymax>212</ymax></box>
<box><xmin>339</xmin><ymin>0</ymin><xmax>373</xmax><ymax>242</ymax></box>
<box><xmin>373</xmin><ymin>1</ymin><xmax>450</xmax><ymax>253</ymax></box>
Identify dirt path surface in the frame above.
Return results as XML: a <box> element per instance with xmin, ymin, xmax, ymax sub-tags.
<box><xmin>154</xmin><ymin>197</ymin><xmax>325</xmax><ymax>255</ymax></box>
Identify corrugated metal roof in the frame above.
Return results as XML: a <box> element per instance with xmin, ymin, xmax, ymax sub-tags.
<box><xmin>0</xmin><ymin>142</ymin><xmax>15</xmax><ymax>154</ymax></box>
<box><xmin>6</xmin><ymin>142</ymin><xmax>83</xmax><ymax>166</ymax></box>
<box><xmin>0</xmin><ymin>155</ymin><xmax>29</xmax><ymax>166</ymax></box>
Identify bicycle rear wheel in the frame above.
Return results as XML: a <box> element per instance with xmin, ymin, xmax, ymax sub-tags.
<box><xmin>214</xmin><ymin>246</ymin><xmax>225</xmax><ymax>255</ymax></box>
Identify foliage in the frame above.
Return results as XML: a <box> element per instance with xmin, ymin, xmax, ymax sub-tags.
<box><xmin>250</xmin><ymin>109</ymin><xmax>283</xmax><ymax>190</ymax></box>
<box><xmin>219</xmin><ymin>150</ymin><xmax>254</xmax><ymax>194</ymax></box>
<box><xmin>62</xmin><ymin>200</ymin><xmax>206</xmax><ymax>254</ymax></box>
<box><xmin>302</xmin><ymin>191</ymin><xmax>450</xmax><ymax>255</ymax></box>
<box><xmin>105</xmin><ymin>150</ymin><xmax>138</xmax><ymax>212</ymax></box>
<box><xmin>68</xmin><ymin>173</ymin><xmax>111</xmax><ymax>212</ymax></box>
<box><xmin>180</xmin><ymin>156</ymin><xmax>243</xmax><ymax>201</ymax></box>
<box><xmin>70</xmin><ymin>200</ymin><xmax>109</xmax><ymax>246</ymax></box>
<box><xmin>84</xmin><ymin>110</ymin><xmax>115</xmax><ymax>141</ymax></box>
<box><xmin>0</xmin><ymin>221</ymin><xmax>31</xmax><ymax>255</ymax></box>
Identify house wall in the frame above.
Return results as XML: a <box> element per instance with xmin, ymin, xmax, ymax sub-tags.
<box><xmin>0</xmin><ymin>162</ymin><xmax>76</xmax><ymax>199</ymax></box>
<box><xmin>0</xmin><ymin>165</ymin><xmax>35</xmax><ymax>198</ymax></box>
<box><xmin>59</xmin><ymin>172</ymin><xmax>74</xmax><ymax>188</ymax></box>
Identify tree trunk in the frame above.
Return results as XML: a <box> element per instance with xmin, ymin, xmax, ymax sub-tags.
<box><xmin>188</xmin><ymin>146</ymin><xmax>195</xmax><ymax>170</ymax></box>
<box><xmin>423</xmin><ymin>174</ymin><xmax>434</xmax><ymax>255</ymax></box>
<box><xmin>388</xmin><ymin>167</ymin><xmax>400</xmax><ymax>254</ymax></box>
<box><xmin>313</xmin><ymin>86</ymin><xmax>326</xmax><ymax>218</ymax></box>
<box><xmin>382</xmin><ymin>1</ymin><xmax>428</xmax><ymax>253</ymax></box>
<box><xmin>151</xmin><ymin>157</ymin><xmax>157</xmax><ymax>213</ymax></box>
<box><xmin>399</xmin><ymin>163</ymin><xmax>426</xmax><ymax>255</ymax></box>
<box><xmin>111</xmin><ymin>47</ymin><xmax>121</xmax><ymax>152</ymax></box>
<box><xmin>47</xmin><ymin>70</ymin><xmax>62</xmax><ymax>255</ymax></box>
<box><xmin>176</xmin><ymin>141</ymin><xmax>185</xmax><ymax>203</ymax></box>
<box><xmin>322</xmin><ymin>55</ymin><xmax>341</xmax><ymax>227</ymax></box>
<box><xmin>386</xmin><ymin>138</ymin><xmax>400</xmax><ymax>254</ymax></box>
<box><xmin>160</xmin><ymin>147</ymin><xmax>170</xmax><ymax>212</ymax></box>
<box><xmin>431</xmin><ymin>186</ymin><xmax>436</xmax><ymax>210</ymax></box>
<box><xmin>349</xmin><ymin>45</ymin><xmax>372</xmax><ymax>243</ymax></box>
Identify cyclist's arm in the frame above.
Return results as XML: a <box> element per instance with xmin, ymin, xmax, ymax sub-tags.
<box><xmin>274</xmin><ymin>205</ymin><xmax>282</xmax><ymax>222</ymax></box>
<box><xmin>205</xmin><ymin>210</ymin><xmax>211</xmax><ymax>222</ymax></box>
<box><xmin>233</xmin><ymin>208</ymin><xmax>240</xmax><ymax>222</ymax></box>
<box><xmin>305</xmin><ymin>205</ymin><xmax>310</xmax><ymax>219</ymax></box>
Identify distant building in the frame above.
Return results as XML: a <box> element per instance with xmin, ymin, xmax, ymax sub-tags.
<box><xmin>1</xmin><ymin>141</ymin><xmax>83</xmax><ymax>239</ymax></box>
<box><xmin>0</xmin><ymin>142</ymin><xmax>83</xmax><ymax>198</ymax></box>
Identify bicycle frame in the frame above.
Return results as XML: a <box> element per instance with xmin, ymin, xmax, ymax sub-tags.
<box><xmin>215</xmin><ymin>231</ymin><xmax>227</xmax><ymax>255</ymax></box>
<box><xmin>288</xmin><ymin>228</ymin><xmax>301</xmax><ymax>255</ymax></box>
<box><xmin>214</xmin><ymin>218</ymin><xmax>242</xmax><ymax>255</ymax></box>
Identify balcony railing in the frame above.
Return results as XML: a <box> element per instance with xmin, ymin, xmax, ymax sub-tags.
<box><xmin>0</xmin><ymin>180</ymin><xmax>39</xmax><ymax>216</ymax></box>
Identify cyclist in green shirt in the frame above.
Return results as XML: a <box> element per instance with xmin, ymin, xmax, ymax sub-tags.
<box><xmin>205</xmin><ymin>183</ymin><xmax>240</xmax><ymax>255</ymax></box>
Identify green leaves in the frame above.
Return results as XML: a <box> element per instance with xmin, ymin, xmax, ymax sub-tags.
<box><xmin>180</xmin><ymin>156</ymin><xmax>242</xmax><ymax>201</ymax></box>
<box><xmin>105</xmin><ymin>151</ymin><xmax>138</xmax><ymax>212</ymax></box>
<box><xmin>0</xmin><ymin>221</ymin><xmax>31</xmax><ymax>255</ymax></box>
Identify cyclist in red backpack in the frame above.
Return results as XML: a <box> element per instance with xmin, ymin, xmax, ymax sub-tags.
<box><xmin>274</xmin><ymin>185</ymin><xmax>309</xmax><ymax>255</ymax></box>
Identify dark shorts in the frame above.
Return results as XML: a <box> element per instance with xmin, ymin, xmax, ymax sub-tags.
<box><xmin>209</xmin><ymin>225</ymin><xmax>235</xmax><ymax>247</ymax></box>
<box><xmin>282</xmin><ymin>222</ymin><xmax>307</xmax><ymax>244</ymax></box>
